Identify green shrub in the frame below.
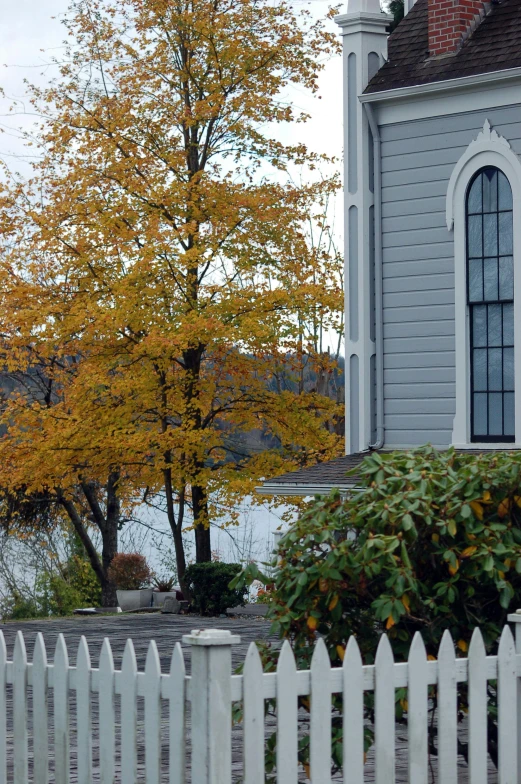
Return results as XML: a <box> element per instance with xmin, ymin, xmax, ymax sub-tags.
<box><xmin>235</xmin><ymin>446</ymin><xmax>521</xmax><ymax>772</ymax></box>
<box><xmin>185</xmin><ymin>562</ymin><xmax>247</xmax><ymax>615</ymax></box>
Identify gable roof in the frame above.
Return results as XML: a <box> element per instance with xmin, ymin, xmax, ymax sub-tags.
<box><xmin>365</xmin><ymin>0</ymin><xmax>521</xmax><ymax>94</ymax></box>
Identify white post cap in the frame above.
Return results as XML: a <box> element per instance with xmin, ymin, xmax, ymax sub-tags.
<box><xmin>182</xmin><ymin>629</ymin><xmax>241</xmax><ymax>646</ymax></box>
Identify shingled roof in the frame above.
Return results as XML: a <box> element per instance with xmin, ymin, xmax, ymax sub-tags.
<box><xmin>365</xmin><ymin>0</ymin><xmax>521</xmax><ymax>94</ymax></box>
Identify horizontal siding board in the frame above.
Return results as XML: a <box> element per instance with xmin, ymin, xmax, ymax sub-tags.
<box><xmin>383</xmin><ymin>273</ymin><xmax>454</xmax><ymax>294</ymax></box>
<box><xmin>383</xmin><ymin>258</ymin><xmax>454</xmax><ymax>277</ymax></box>
<box><xmin>384</xmin><ymin>336</ymin><xmax>455</xmax><ymax>353</ymax></box>
<box><xmin>384</xmin><ymin>290</ymin><xmax>454</xmax><ymax>309</ymax></box>
<box><xmin>381</xmin><ymin>147</ymin><xmax>461</xmax><ymax>173</ymax></box>
<box><xmin>382</xmin><ymin>120</ymin><xmax>521</xmax><ymax>157</ymax></box>
<box><xmin>383</xmin><ymin>227</ymin><xmax>451</xmax><ymax>248</ymax></box>
<box><xmin>382</xmin><ymin>195</ymin><xmax>445</xmax><ymax>219</ymax></box>
<box><xmin>385</xmin><ymin>414</ymin><xmax>454</xmax><ymax>430</ymax></box>
<box><xmin>382</xmin><ymin>163</ymin><xmax>454</xmax><ymax>188</ymax></box>
<box><xmin>383</xmin><ymin>243</ymin><xmax>453</xmax><ymax>263</ymax></box>
<box><xmin>385</xmin><ymin>398</ymin><xmax>456</xmax><ymax>415</ymax></box>
<box><xmin>385</xmin><ymin>367</ymin><xmax>455</xmax><ymax>384</ymax></box>
<box><xmin>382</xmin><ymin>211</ymin><xmax>445</xmax><ymax>233</ymax></box>
<box><xmin>384</xmin><ymin>321</ymin><xmax>455</xmax><ymax>338</ymax></box>
<box><xmin>385</xmin><ymin>351</ymin><xmax>455</xmax><ymax>369</ymax></box>
<box><xmin>384</xmin><ymin>382</ymin><xmax>455</xmax><ymax>399</ymax></box>
<box><xmin>384</xmin><ymin>429</ymin><xmax>452</xmax><ymax>447</ymax></box>
<box><xmin>379</xmin><ymin>105</ymin><xmax>521</xmax><ymax>143</ymax></box>
<box><xmin>384</xmin><ymin>304</ymin><xmax>455</xmax><ymax>322</ymax></box>
<box><xmin>382</xmin><ymin>180</ymin><xmax>449</xmax><ymax>201</ymax></box>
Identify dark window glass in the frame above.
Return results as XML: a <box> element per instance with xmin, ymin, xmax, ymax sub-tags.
<box><xmin>467</xmin><ymin>167</ymin><xmax>514</xmax><ymax>441</ymax></box>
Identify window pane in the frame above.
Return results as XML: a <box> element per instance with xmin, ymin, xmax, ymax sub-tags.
<box><xmin>468</xmin><ymin>215</ymin><xmax>482</xmax><ymax>257</ymax></box>
<box><xmin>483</xmin><ymin>168</ymin><xmax>498</xmax><ymax>212</ymax></box>
<box><xmin>487</xmin><ymin>304</ymin><xmax>502</xmax><ymax>346</ymax></box>
<box><xmin>499</xmin><ymin>257</ymin><xmax>513</xmax><ymax>301</ymax></box>
<box><xmin>498</xmin><ymin>172</ymin><xmax>512</xmax><ymax>211</ymax></box>
<box><xmin>483</xmin><ymin>213</ymin><xmax>498</xmax><ymax>256</ymax></box>
<box><xmin>472</xmin><ymin>305</ymin><xmax>487</xmax><ymax>347</ymax></box>
<box><xmin>499</xmin><ymin>211</ymin><xmax>513</xmax><ymax>255</ymax></box>
<box><xmin>483</xmin><ymin>258</ymin><xmax>498</xmax><ymax>301</ymax></box>
<box><xmin>503</xmin><ymin>303</ymin><xmax>514</xmax><ymax>345</ymax></box>
<box><xmin>468</xmin><ymin>174</ymin><xmax>482</xmax><ymax>213</ymax></box>
<box><xmin>503</xmin><ymin>347</ymin><xmax>514</xmax><ymax>391</ymax></box>
<box><xmin>488</xmin><ymin>393</ymin><xmax>503</xmax><ymax>435</ymax></box>
<box><xmin>473</xmin><ymin>393</ymin><xmax>487</xmax><ymax>436</ymax></box>
<box><xmin>504</xmin><ymin>393</ymin><xmax>515</xmax><ymax>436</ymax></box>
<box><xmin>488</xmin><ymin>347</ymin><xmax>502</xmax><ymax>391</ymax></box>
<box><xmin>468</xmin><ymin>259</ymin><xmax>483</xmax><ymax>302</ymax></box>
<box><xmin>473</xmin><ymin>348</ymin><xmax>487</xmax><ymax>391</ymax></box>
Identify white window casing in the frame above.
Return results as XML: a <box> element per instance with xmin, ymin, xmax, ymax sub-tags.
<box><xmin>447</xmin><ymin>120</ymin><xmax>521</xmax><ymax>447</ymax></box>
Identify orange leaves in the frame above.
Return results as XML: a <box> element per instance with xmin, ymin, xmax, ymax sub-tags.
<box><xmin>307</xmin><ymin>616</ymin><xmax>318</xmax><ymax>631</ymax></box>
<box><xmin>461</xmin><ymin>546</ymin><xmax>477</xmax><ymax>558</ymax></box>
<box><xmin>328</xmin><ymin>594</ymin><xmax>339</xmax><ymax>611</ymax></box>
<box><xmin>457</xmin><ymin>639</ymin><xmax>468</xmax><ymax>653</ymax></box>
<box><xmin>469</xmin><ymin>501</ymin><xmax>484</xmax><ymax>520</ymax></box>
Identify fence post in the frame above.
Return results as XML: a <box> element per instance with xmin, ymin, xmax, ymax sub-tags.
<box><xmin>507</xmin><ymin>609</ymin><xmax>521</xmax><ymax>783</ymax></box>
<box><xmin>183</xmin><ymin>628</ymin><xmax>240</xmax><ymax>784</ymax></box>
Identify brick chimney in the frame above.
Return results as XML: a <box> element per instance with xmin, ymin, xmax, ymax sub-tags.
<box><xmin>428</xmin><ymin>0</ymin><xmax>486</xmax><ymax>56</ymax></box>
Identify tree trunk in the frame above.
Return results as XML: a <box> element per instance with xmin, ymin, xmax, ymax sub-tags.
<box><xmin>163</xmin><ymin>471</ymin><xmax>191</xmax><ymax>600</ymax></box>
<box><xmin>100</xmin><ymin>472</ymin><xmax>119</xmax><ymax>607</ymax></box>
<box><xmin>192</xmin><ymin>484</ymin><xmax>211</xmax><ymax>562</ymax></box>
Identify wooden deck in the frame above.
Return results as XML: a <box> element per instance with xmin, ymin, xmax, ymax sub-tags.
<box><xmin>0</xmin><ymin>614</ymin><xmax>499</xmax><ymax>783</ymax></box>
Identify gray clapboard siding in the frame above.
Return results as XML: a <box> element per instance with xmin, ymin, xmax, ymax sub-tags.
<box><xmin>379</xmin><ymin>102</ymin><xmax>521</xmax><ymax>447</ymax></box>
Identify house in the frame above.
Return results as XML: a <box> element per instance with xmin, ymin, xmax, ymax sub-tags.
<box><xmin>259</xmin><ymin>0</ymin><xmax>521</xmax><ymax>497</ymax></box>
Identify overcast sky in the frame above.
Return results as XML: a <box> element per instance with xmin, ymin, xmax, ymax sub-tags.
<box><xmin>0</xmin><ymin>0</ymin><xmax>343</xmax><ymax>181</ymax></box>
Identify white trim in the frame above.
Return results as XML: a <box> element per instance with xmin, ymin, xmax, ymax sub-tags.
<box><xmin>447</xmin><ymin>120</ymin><xmax>521</xmax><ymax>446</ymax></box>
<box><xmin>255</xmin><ymin>484</ymin><xmax>356</xmax><ymax>497</ymax></box>
<box><xmin>359</xmin><ymin>66</ymin><xmax>521</xmax><ymax>104</ymax></box>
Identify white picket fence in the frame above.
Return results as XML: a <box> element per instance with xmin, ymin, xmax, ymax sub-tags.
<box><xmin>1</xmin><ymin>618</ymin><xmax>521</xmax><ymax>784</ymax></box>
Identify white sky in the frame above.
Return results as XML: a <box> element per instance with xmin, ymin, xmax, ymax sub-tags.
<box><xmin>0</xmin><ymin>0</ymin><xmax>344</xmax><ymax>180</ymax></box>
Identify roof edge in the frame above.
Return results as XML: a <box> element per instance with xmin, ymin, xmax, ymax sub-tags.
<box><xmin>361</xmin><ymin>65</ymin><xmax>521</xmax><ymax>102</ymax></box>
<box><xmin>256</xmin><ymin>482</ymin><xmax>356</xmax><ymax>497</ymax></box>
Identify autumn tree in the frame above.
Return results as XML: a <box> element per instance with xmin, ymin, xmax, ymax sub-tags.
<box><xmin>0</xmin><ymin>0</ymin><xmax>343</xmax><ymax>596</ymax></box>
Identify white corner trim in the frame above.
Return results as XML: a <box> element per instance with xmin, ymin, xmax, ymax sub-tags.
<box><xmin>447</xmin><ymin>120</ymin><xmax>521</xmax><ymax>446</ymax></box>
<box><xmin>446</xmin><ymin>120</ymin><xmax>515</xmax><ymax>229</ymax></box>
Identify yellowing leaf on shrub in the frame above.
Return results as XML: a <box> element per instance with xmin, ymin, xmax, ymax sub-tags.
<box><xmin>432</xmin><ymin>533</ymin><xmax>440</xmax><ymax>543</ymax></box>
<box><xmin>386</xmin><ymin>615</ymin><xmax>395</xmax><ymax>630</ymax></box>
<box><xmin>427</xmin><ymin>654</ymin><xmax>436</xmax><ymax>661</ymax></box>
<box><xmin>304</xmin><ymin>763</ymin><xmax>310</xmax><ymax>778</ymax></box>
<box><xmin>498</xmin><ymin>571</ymin><xmax>505</xmax><ymax>579</ymax></box>
<box><xmin>319</xmin><ymin>578</ymin><xmax>328</xmax><ymax>593</ymax></box>
<box><xmin>469</xmin><ymin>501</ymin><xmax>484</xmax><ymax>520</ymax></box>
<box><xmin>514</xmin><ymin>496</ymin><xmax>521</xmax><ymax>508</ymax></box>
<box><xmin>457</xmin><ymin>639</ymin><xmax>468</xmax><ymax>652</ymax></box>
<box><xmin>328</xmin><ymin>594</ymin><xmax>339</xmax><ymax>611</ymax></box>
<box><xmin>307</xmin><ymin>616</ymin><xmax>318</xmax><ymax>631</ymax></box>
<box><xmin>401</xmin><ymin>595</ymin><xmax>410</xmax><ymax>613</ymax></box>
<box><xmin>336</xmin><ymin>645</ymin><xmax>346</xmax><ymax>662</ymax></box>
<box><xmin>461</xmin><ymin>546</ymin><xmax>477</xmax><ymax>558</ymax></box>
<box><xmin>448</xmin><ymin>561</ymin><xmax>459</xmax><ymax>576</ymax></box>
<box><xmin>498</xmin><ymin>498</ymin><xmax>510</xmax><ymax>518</ymax></box>
<box><xmin>482</xmin><ymin>490</ymin><xmax>492</xmax><ymax>503</ymax></box>
<box><xmin>400</xmin><ymin>698</ymin><xmax>408</xmax><ymax>711</ymax></box>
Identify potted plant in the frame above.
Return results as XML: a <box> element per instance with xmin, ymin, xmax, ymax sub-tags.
<box><xmin>108</xmin><ymin>553</ymin><xmax>153</xmax><ymax>612</ymax></box>
<box><xmin>151</xmin><ymin>575</ymin><xmax>182</xmax><ymax>608</ymax></box>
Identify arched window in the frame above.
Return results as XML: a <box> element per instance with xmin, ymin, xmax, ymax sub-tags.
<box><xmin>467</xmin><ymin>167</ymin><xmax>514</xmax><ymax>442</ymax></box>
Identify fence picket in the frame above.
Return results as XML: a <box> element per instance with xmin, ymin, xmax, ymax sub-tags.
<box><xmin>243</xmin><ymin>642</ymin><xmax>264</xmax><ymax>784</ymax></box>
<box><xmin>13</xmin><ymin>632</ymin><xmax>28</xmax><ymax>784</ymax></box>
<box><xmin>98</xmin><ymin>638</ymin><xmax>115</xmax><ymax>784</ymax></box>
<box><xmin>167</xmin><ymin>642</ymin><xmax>185</xmax><ymax>784</ymax></box>
<box><xmin>144</xmin><ymin>640</ymin><xmax>162</xmax><ymax>784</ymax></box>
<box><xmin>310</xmin><ymin>638</ymin><xmax>332</xmax><ymax>784</ymax></box>
<box><xmin>497</xmin><ymin>625</ymin><xmax>517</xmax><ymax>784</ymax></box>
<box><xmin>53</xmin><ymin>634</ymin><xmax>69</xmax><ymax>784</ymax></box>
<box><xmin>121</xmin><ymin>639</ymin><xmax>138</xmax><ymax>784</ymax></box>
<box><xmin>0</xmin><ymin>632</ymin><xmax>6</xmax><ymax>784</ymax></box>
<box><xmin>468</xmin><ymin>627</ymin><xmax>487</xmax><ymax>784</ymax></box>
<box><xmin>76</xmin><ymin>637</ymin><xmax>92</xmax><ymax>784</ymax></box>
<box><xmin>33</xmin><ymin>633</ymin><xmax>49</xmax><ymax>784</ymax></box>
<box><xmin>375</xmin><ymin>633</ymin><xmax>395</xmax><ymax>784</ymax></box>
<box><xmin>437</xmin><ymin>630</ymin><xmax>457</xmax><ymax>784</ymax></box>
<box><xmin>342</xmin><ymin>636</ymin><xmax>364</xmax><ymax>784</ymax></box>
<box><xmin>276</xmin><ymin>640</ymin><xmax>298</xmax><ymax>784</ymax></box>
<box><xmin>407</xmin><ymin>632</ymin><xmax>428</xmax><ymax>784</ymax></box>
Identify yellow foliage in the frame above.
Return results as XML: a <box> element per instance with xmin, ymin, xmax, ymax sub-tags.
<box><xmin>307</xmin><ymin>616</ymin><xmax>318</xmax><ymax>631</ymax></box>
<box><xmin>461</xmin><ymin>546</ymin><xmax>478</xmax><ymax>558</ymax></box>
<box><xmin>448</xmin><ymin>561</ymin><xmax>459</xmax><ymax>576</ymax></box>
<box><xmin>469</xmin><ymin>501</ymin><xmax>484</xmax><ymax>520</ymax></box>
<box><xmin>328</xmin><ymin>594</ymin><xmax>339</xmax><ymax>611</ymax></box>
<box><xmin>457</xmin><ymin>639</ymin><xmax>468</xmax><ymax>653</ymax></box>
<box><xmin>498</xmin><ymin>498</ymin><xmax>511</xmax><ymax>518</ymax></box>
<box><xmin>336</xmin><ymin>645</ymin><xmax>345</xmax><ymax>662</ymax></box>
<box><xmin>401</xmin><ymin>594</ymin><xmax>410</xmax><ymax>613</ymax></box>
<box><xmin>386</xmin><ymin>615</ymin><xmax>395</xmax><ymax>630</ymax></box>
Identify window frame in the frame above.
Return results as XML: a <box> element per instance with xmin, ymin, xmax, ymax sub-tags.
<box><xmin>446</xmin><ymin>121</ymin><xmax>521</xmax><ymax>447</ymax></box>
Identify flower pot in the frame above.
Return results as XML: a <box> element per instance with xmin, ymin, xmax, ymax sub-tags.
<box><xmin>152</xmin><ymin>590</ymin><xmax>180</xmax><ymax>608</ymax></box>
<box><xmin>116</xmin><ymin>588</ymin><xmax>154</xmax><ymax>612</ymax></box>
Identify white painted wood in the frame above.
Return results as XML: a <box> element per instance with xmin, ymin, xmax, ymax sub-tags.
<box><xmin>243</xmin><ymin>642</ymin><xmax>264</xmax><ymax>784</ymax></box>
<box><xmin>53</xmin><ymin>634</ymin><xmax>70</xmax><ymax>784</ymax></box>
<box><xmin>342</xmin><ymin>636</ymin><xmax>364</xmax><ymax>784</ymax></box>
<box><xmin>144</xmin><ymin>640</ymin><xmax>162</xmax><ymax>784</ymax></box>
<box><xmin>32</xmin><ymin>633</ymin><xmax>49</xmax><ymax>784</ymax></box>
<box><xmin>497</xmin><ymin>625</ymin><xmax>517</xmax><ymax>784</ymax></box>
<box><xmin>13</xmin><ymin>632</ymin><xmax>28</xmax><ymax>784</ymax></box>
<box><xmin>0</xmin><ymin>631</ymin><xmax>6</xmax><ymax>784</ymax></box>
<box><xmin>75</xmin><ymin>636</ymin><xmax>92</xmax><ymax>784</ymax></box>
<box><xmin>513</xmin><ymin>620</ymin><xmax>521</xmax><ymax>784</ymax></box>
<box><xmin>437</xmin><ymin>630</ymin><xmax>457</xmax><ymax>784</ymax></box>
<box><xmin>407</xmin><ymin>632</ymin><xmax>428</xmax><ymax>784</ymax></box>
<box><xmin>276</xmin><ymin>640</ymin><xmax>298</xmax><ymax>784</ymax></box>
<box><xmin>310</xmin><ymin>638</ymin><xmax>331</xmax><ymax>784</ymax></box>
<box><xmin>98</xmin><ymin>638</ymin><xmax>115</xmax><ymax>784</ymax></box>
<box><xmin>374</xmin><ymin>634</ymin><xmax>395</xmax><ymax>784</ymax></box>
<box><xmin>468</xmin><ymin>628</ymin><xmax>487</xmax><ymax>784</ymax></box>
<box><xmin>167</xmin><ymin>642</ymin><xmax>185</xmax><ymax>784</ymax></box>
<box><xmin>120</xmin><ymin>638</ymin><xmax>138</xmax><ymax>784</ymax></box>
